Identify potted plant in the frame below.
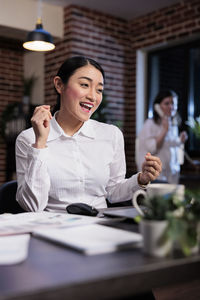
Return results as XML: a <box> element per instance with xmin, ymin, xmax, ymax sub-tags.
<box><xmin>134</xmin><ymin>189</ymin><xmax>200</xmax><ymax>257</ymax></box>
<box><xmin>186</xmin><ymin>115</ymin><xmax>200</xmax><ymax>139</ymax></box>
<box><xmin>0</xmin><ymin>75</ymin><xmax>37</xmax><ymax>141</ymax></box>
<box><xmin>167</xmin><ymin>189</ymin><xmax>200</xmax><ymax>256</ymax></box>
<box><xmin>134</xmin><ymin>193</ymin><xmax>176</xmax><ymax>258</ymax></box>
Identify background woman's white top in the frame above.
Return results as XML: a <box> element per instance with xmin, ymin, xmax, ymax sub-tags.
<box><xmin>136</xmin><ymin>118</ymin><xmax>182</xmax><ymax>184</ymax></box>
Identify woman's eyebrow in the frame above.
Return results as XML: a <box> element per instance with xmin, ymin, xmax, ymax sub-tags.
<box><xmin>78</xmin><ymin>76</ymin><xmax>104</xmax><ymax>86</ymax></box>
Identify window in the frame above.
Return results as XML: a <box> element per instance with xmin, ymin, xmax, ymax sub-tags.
<box><xmin>147</xmin><ymin>40</ymin><xmax>200</xmax><ymax>157</ymax></box>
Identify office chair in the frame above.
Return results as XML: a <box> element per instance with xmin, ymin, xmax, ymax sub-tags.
<box><xmin>0</xmin><ymin>180</ymin><xmax>25</xmax><ymax>214</ymax></box>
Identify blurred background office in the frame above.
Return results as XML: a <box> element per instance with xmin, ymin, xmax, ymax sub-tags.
<box><xmin>0</xmin><ymin>0</ymin><xmax>200</xmax><ymax>185</ymax></box>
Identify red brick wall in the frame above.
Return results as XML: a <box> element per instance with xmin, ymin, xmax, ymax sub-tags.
<box><xmin>130</xmin><ymin>0</ymin><xmax>200</xmax><ymax>49</ymax></box>
<box><xmin>0</xmin><ymin>38</ymin><xmax>23</xmax><ymax>184</ymax></box>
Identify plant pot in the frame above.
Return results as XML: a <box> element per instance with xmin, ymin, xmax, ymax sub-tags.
<box><xmin>139</xmin><ymin>220</ymin><xmax>172</xmax><ymax>257</ymax></box>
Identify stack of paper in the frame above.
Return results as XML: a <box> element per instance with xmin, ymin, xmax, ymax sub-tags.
<box><xmin>33</xmin><ymin>224</ymin><xmax>143</xmax><ymax>255</ymax></box>
<box><xmin>0</xmin><ymin>212</ymin><xmax>99</xmax><ymax>236</ymax></box>
<box><xmin>0</xmin><ymin>234</ymin><xmax>30</xmax><ymax>265</ymax></box>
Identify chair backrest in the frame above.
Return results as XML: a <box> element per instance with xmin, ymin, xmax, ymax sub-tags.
<box><xmin>0</xmin><ymin>180</ymin><xmax>25</xmax><ymax>214</ymax></box>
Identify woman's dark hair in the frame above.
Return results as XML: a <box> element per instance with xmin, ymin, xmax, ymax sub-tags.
<box><xmin>52</xmin><ymin>56</ymin><xmax>105</xmax><ymax>114</ymax></box>
<box><xmin>153</xmin><ymin>90</ymin><xmax>177</xmax><ymax>124</ymax></box>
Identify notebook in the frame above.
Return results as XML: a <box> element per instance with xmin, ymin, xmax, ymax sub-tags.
<box><xmin>103</xmin><ymin>207</ymin><xmax>141</xmax><ymax>219</ymax></box>
<box><xmin>33</xmin><ymin>223</ymin><xmax>143</xmax><ymax>255</ymax></box>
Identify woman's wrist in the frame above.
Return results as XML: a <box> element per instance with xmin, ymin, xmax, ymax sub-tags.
<box><xmin>32</xmin><ymin>135</ymin><xmax>48</xmax><ymax>148</ymax></box>
<box><xmin>137</xmin><ymin>172</ymin><xmax>150</xmax><ymax>188</ymax></box>
<box><xmin>33</xmin><ymin>140</ymin><xmax>47</xmax><ymax>149</ymax></box>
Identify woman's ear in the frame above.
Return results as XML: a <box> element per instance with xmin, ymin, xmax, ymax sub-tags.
<box><xmin>54</xmin><ymin>76</ymin><xmax>63</xmax><ymax>94</ymax></box>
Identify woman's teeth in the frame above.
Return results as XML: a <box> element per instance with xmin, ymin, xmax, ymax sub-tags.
<box><xmin>80</xmin><ymin>103</ymin><xmax>93</xmax><ymax>110</ymax></box>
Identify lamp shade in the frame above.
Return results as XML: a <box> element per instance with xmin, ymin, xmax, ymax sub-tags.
<box><xmin>23</xmin><ymin>19</ymin><xmax>55</xmax><ymax>52</ymax></box>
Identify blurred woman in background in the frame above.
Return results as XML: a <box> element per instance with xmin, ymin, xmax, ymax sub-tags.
<box><xmin>136</xmin><ymin>90</ymin><xmax>188</xmax><ymax>184</ymax></box>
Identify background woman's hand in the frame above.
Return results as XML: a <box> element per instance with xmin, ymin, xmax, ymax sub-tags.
<box><xmin>179</xmin><ymin>131</ymin><xmax>188</xmax><ymax>143</ymax></box>
<box><xmin>138</xmin><ymin>152</ymin><xmax>162</xmax><ymax>185</ymax></box>
<box><xmin>31</xmin><ymin>105</ymin><xmax>52</xmax><ymax>148</ymax></box>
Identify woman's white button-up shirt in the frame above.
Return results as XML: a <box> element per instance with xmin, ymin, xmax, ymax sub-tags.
<box><xmin>16</xmin><ymin>116</ymin><xmax>141</xmax><ymax>212</ymax></box>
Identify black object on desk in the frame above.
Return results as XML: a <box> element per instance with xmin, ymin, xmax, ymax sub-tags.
<box><xmin>66</xmin><ymin>202</ymin><xmax>99</xmax><ymax>216</ymax></box>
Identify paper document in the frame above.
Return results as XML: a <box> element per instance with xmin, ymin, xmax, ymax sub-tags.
<box><xmin>0</xmin><ymin>212</ymin><xmax>99</xmax><ymax>236</ymax></box>
<box><xmin>0</xmin><ymin>234</ymin><xmax>30</xmax><ymax>265</ymax></box>
<box><xmin>33</xmin><ymin>224</ymin><xmax>143</xmax><ymax>255</ymax></box>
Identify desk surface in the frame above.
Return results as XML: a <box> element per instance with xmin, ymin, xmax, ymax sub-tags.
<box><xmin>0</xmin><ymin>220</ymin><xmax>200</xmax><ymax>300</ymax></box>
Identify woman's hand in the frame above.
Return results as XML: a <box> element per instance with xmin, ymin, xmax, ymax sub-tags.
<box><xmin>180</xmin><ymin>131</ymin><xmax>188</xmax><ymax>143</ymax></box>
<box><xmin>138</xmin><ymin>152</ymin><xmax>162</xmax><ymax>185</ymax></box>
<box><xmin>31</xmin><ymin>105</ymin><xmax>52</xmax><ymax>148</ymax></box>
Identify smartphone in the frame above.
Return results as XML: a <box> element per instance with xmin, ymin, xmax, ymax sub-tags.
<box><xmin>154</xmin><ymin>104</ymin><xmax>164</xmax><ymax>118</ymax></box>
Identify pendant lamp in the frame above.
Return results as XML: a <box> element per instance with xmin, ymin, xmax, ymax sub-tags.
<box><xmin>23</xmin><ymin>0</ymin><xmax>55</xmax><ymax>52</ymax></box>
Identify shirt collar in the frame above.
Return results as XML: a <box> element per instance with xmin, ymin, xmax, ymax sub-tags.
<box><xmin>79</xmin><ymin>119</ymin><xmax>95</xmax><ymax>139</ymax></box>
<box><xmin>47</xmin><ymin>114</ymin><xmax>96</xmax><ymax>142</ymax></box>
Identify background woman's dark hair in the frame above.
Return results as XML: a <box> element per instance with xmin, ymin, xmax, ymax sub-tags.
<box><xmin>153</xmin><ymin>89</ymin><xmax>177</xmax><ymax>124</ymax></box>
<box><xmin>52</xmin><ymin>56</ymin><xmax>105</xmax><ymax>114</ymax></box>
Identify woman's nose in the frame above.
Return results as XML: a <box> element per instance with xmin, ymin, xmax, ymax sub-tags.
<box><xmin>87</xmin><ymin>88</ymin><xmax>96</xmax><ymax>102</ymax></box>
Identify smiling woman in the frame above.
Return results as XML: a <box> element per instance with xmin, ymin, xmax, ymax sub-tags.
<box><xmin>15</xmin><ymin>56</ymin><xmax>162</xmax><ymax>212</ymax></box>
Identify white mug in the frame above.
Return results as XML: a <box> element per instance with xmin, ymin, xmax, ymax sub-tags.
<box><xmin>132</xmin><ymin>183</ymin><xmax>185</xmax><ymax>216</ymax></box>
